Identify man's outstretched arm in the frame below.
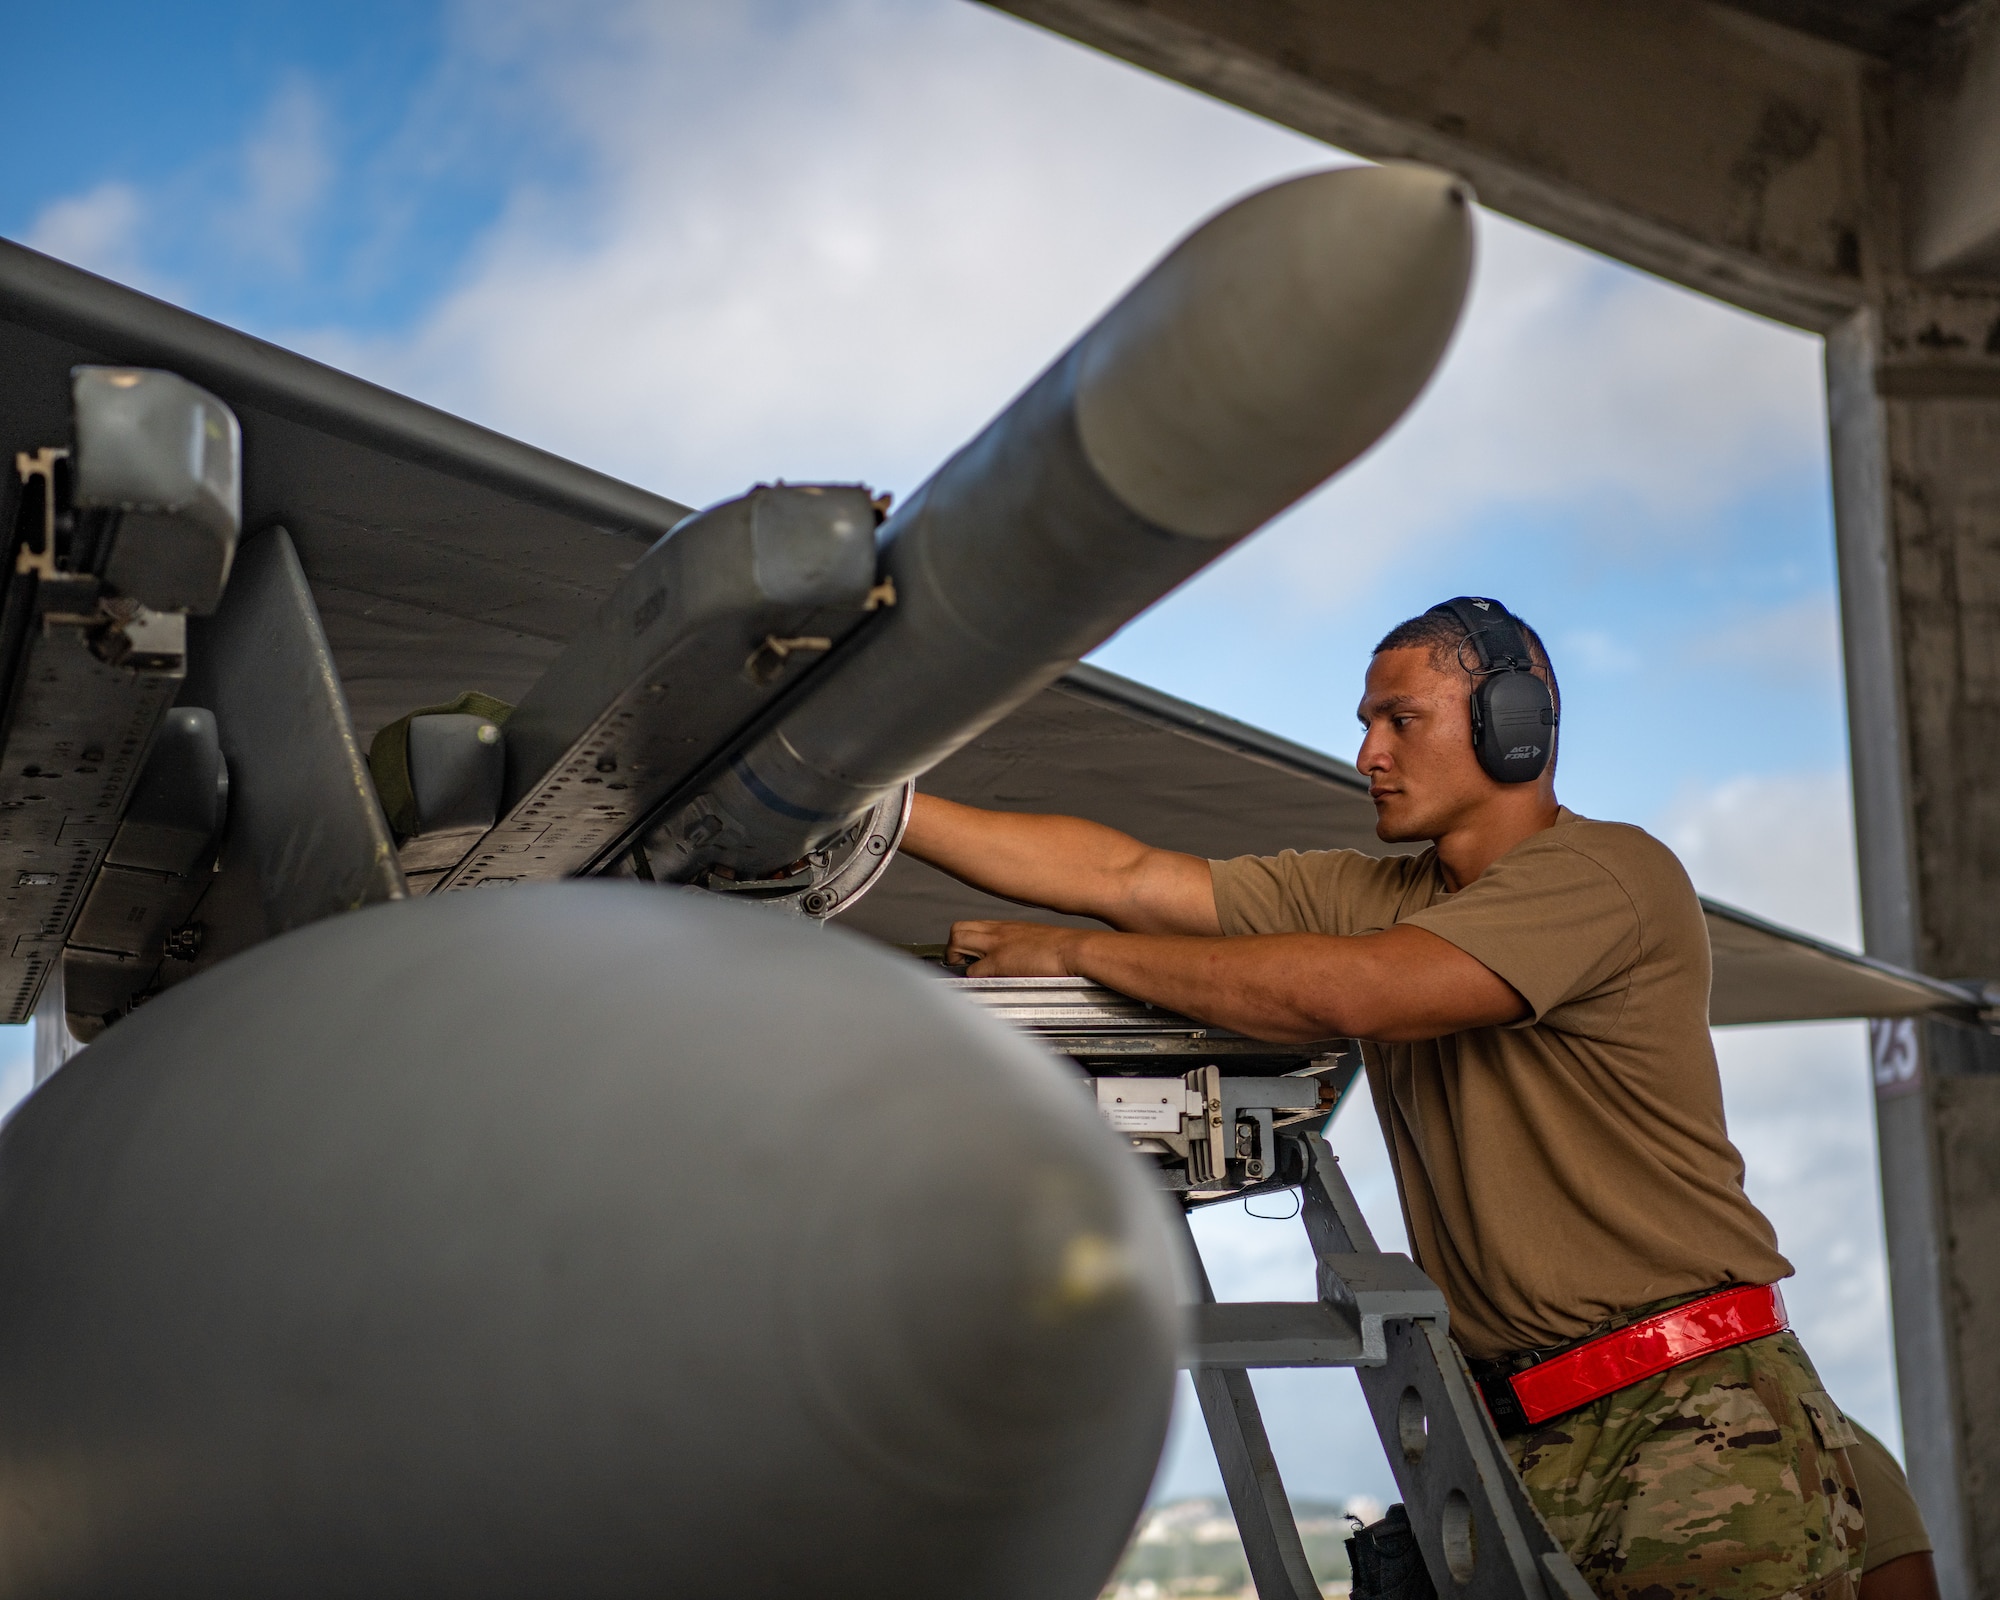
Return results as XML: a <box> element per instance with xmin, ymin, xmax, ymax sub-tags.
<box><xmin>944</xmin><ymin>920</ymin><xmax>1528</xmax><ymax>1044</ymax></box>
<box><xmin>901</xmin><ymin>794</ymin><xmax>1220</xmax><ymax>935</ymax></box>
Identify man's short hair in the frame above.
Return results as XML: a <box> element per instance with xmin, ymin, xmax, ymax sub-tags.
<box><xmin>1373</xmin><ymin>607</ymin><xmax>1562</xmax><ymax>771</ymax></box>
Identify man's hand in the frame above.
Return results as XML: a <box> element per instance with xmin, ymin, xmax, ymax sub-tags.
<box><xmin>945</xmin><ymin>919</ymin><xmax>1083</xmax><ymax>976</ymax></box>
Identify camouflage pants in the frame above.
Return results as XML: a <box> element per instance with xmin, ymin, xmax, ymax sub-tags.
<box><xmin>1505</xmin><ymin>1332</ymin><xmax>1866</xmax><ymax>1600</ymax></box>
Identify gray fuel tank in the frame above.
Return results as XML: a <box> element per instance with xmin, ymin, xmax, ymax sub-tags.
<box><xmin>0</xmin><ymin>886</ymin><xmax>1179</xmax><ymax>1598</ymax></box>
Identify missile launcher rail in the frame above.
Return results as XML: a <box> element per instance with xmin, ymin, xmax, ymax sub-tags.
<box><xmin>945</xmin><ymin>973</ymin><xmax>1352</xmax><ymax>1061</ymax></box>
<box><xmin>956</xmin><ymin>973</ymin><xmax>1592</xmax><ymax>1600</ymax></box>
<box><xmin>0</xmin><ymin>368</ymin><xmax>242</xmax><ymax>1027</ymax></box>
<box><xmin>428</xmin><ymin>484</ymin><xmax>896</xmax><ymax>902</ymax></box>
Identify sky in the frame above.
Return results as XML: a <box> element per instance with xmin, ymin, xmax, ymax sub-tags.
<box><xmin>1</xmin><ymin>0</ymin><xmax>1891</xmax><ymax>1510</ymax></box>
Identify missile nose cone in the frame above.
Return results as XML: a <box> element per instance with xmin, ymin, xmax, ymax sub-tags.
<box><xmin>635</xmin><ymin>167</ymin><xmax>1472</xmax><ymax>883</ymax></box>
<box><xmin>1075</xmin><ymin>163</ymin><xmax>1475</xmax><ymax>539</ymax></box>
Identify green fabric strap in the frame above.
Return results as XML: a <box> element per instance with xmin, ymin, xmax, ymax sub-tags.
<box><xmin>367</xmin><ymin>691</ymin><xmax>515</xmax><ymax>840</ymax></box>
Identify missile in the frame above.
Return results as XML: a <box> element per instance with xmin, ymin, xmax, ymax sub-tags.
<box><xmin>642</xmin><ymin>164</ymin><xmax>1473</xmax><ymax>887</ymax></box>
<box><xmin>0</xmin><ymin>886</ymin><xmax>1179</xmax><ymax>1599</ymax></box>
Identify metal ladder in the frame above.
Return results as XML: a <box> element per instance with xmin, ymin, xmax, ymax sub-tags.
<box><xmin>1177</xmin><ymin>1129</ymin><xmax>1592</xmax><ymax>1600</ymax></box>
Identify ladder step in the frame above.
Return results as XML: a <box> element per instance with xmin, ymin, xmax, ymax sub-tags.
<box><xmin>1182</xmin><ymin>1301</ymin><xmax>1370</xmax><ymax>1368</ymax></box>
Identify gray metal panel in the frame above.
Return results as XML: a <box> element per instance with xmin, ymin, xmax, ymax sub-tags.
<box><xmin>181</xmin><ymin>527</ymin><xmax>404</xmax><ymax>937</ymax></box>
<box><xmin>982</xmin><ymin>0</ymin><xmax>1870</xmax><ymax>334</ymax></box>
<box><xmin>69</xmin><ymin>865</ymin><xmax>192</xmax><ymax>959</ymax></box>
<box><xmin>943</xmin><ymin>976</ymin><xmax>1351</xmax><ymax>1069</ymax></box>
<box><xmin>947</xmin><ymin>975</ymin><xmax>1329</xmax><ymax>1039</ymax></box>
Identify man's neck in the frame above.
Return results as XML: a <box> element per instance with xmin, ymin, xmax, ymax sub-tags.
<box><xmin>1432</xmin><ymin>795</ymin><xmax>1563</xmax><ymax>892</ymax></box>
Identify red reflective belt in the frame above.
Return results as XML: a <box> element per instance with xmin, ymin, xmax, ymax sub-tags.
<box><xmin>1507</xmin><ymin>1283</ymin><xmax>1789</xmax><ymax>1425</ymax></box>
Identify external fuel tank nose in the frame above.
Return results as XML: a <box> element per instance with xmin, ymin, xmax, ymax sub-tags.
<box><xmin>0</xmin><ymin>887</ymin><xmax>1179</xmax><ymax>1599</ymax></box>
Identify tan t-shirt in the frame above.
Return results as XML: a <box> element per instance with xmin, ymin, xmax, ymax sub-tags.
<box><xmin>1210</xmin><ymin>808</ymin><xmax>1790</xmax><ymax>1360</ymax></box>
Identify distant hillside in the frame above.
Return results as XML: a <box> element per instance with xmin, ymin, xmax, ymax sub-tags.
<box><xmin>1103</xmin><ymin>1495</ymin><xmax>1384</xmax><ymax>1599</ymax></box>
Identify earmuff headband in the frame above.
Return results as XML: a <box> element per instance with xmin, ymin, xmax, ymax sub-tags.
<box><xmin>1432</xmin><ymin>596</ymin><xmax>1534</xmax><ymax>675</ymax></box>
<box><xmin>1423</xmin><ymin>596</ymin><xmax>1556</xmax><ymax>785</ymax></box>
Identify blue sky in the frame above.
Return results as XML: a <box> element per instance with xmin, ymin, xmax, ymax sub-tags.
<box><xmin>2</xmin><ymin>2</ymin><xmax>517</xmax><ymax>332</ymax></box>
<box><xmin>3</xmin><ymin>0</ymin><xmax>1888</xmax><ymax>1509</ymax></box>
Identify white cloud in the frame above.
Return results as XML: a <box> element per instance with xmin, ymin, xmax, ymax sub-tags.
<box><xmin>1691</xmin><ymin>593</ymin><xmax>1844</xmax><ymax>687</ymax></box>
<box><xmin>20</xmin><ymin>79</ymin><xmax>329</xmax><ymax>292</ymax></box>
<box><xmin>311</xmin><ymin>0</ymin><xmax>1336</xmax><ymax>508</ymax></box>
<box><xmin>1202</xmin><ymin>221</ymin><xmax>1828</xmax><ymax>615</ymax></box>
<box><xmin>226</xmin><ymin>78</ymin><xmax>333</xmax><ymax>274</ymax></box>
<box><xmin>25</xmin><ymin>181</ymin><xmax>151</xmax><ymax>285</ymax></box>
<box><xmin>1659</xmin><ymin>769</ymin><xmax>1859</xmax><ymax>943</ymax></box>
<box><xmin>25</xmin><ymin>2</ymin><xmax>1833</xmax><ymax>646</ymax></box>
<box><xmin>1556</xmin><ymin>626</ymin><xmax>1644</xmax><ymax>677</ymax></box>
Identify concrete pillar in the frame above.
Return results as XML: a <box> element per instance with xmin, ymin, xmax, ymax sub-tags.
<box><xmin>1831</xmin><ymin>281</ymin><xmax>2000</xmax><ymax>1597</ymax></box>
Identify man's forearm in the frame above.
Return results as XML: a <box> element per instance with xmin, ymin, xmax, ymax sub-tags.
<box><xmin>1024</xmin><ymin>924</ymin><xmax>1528</xmax><ymax>1043</ymax></box>
<box><xmin>1060</xmin><ymin>929</ymin><xmax>1354</xmax><ymax>1042</ymax></box>
<box><xmin>903</xmin><ymin>795</ymin><xmax>1218</xmax><ymax>933</ymax></box>
<box><xmin>902</xmin><ymin>798</ymin><xmax>1132</xmax><ymax>916</ymax></box>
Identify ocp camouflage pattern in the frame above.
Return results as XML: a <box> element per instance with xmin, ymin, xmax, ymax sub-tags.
<box><xmin>1507</xmin><ymin>1331</ymin><xmax>1866</xmax><ymax>1599</ymax></box>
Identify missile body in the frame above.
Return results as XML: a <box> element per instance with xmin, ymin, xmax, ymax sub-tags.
<box><xmin>0</xmin><ymin>887</ymin><xmax>1178</xmax><ymax>1598</ymax></box>
<box><xmin>644</xmin><ymin>165</ymin><xmax>1473</xmax><ymax>884</ymax></box>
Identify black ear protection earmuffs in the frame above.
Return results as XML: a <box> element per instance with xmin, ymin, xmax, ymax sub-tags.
<box><xmin>1425</xmin><ymin>597</ymin><xmax>1557</xmax><ymax>784</ymax></box>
